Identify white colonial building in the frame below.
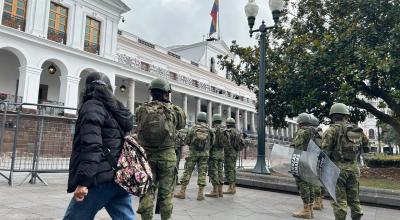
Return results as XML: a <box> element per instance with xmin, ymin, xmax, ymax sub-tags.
<box><xmin>0</xmin><ymin>0</ymin><xmax>298</xmax><ymax>140</ymax></box>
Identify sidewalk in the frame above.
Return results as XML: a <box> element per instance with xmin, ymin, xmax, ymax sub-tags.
<box><xmin>0</xmin><ymin>172</ymin><xmax>399</xmax><ymax>219</ymax></box>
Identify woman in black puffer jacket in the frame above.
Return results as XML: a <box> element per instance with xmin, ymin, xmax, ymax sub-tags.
<box><xmin>64</xmin><ymin>72</ymin><xmax>135</xmax><ymax>220</ymax></box>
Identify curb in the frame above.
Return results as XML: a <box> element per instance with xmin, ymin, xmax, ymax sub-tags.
<box><xmin>236</xmin><ymin>171</ymin><xmax>400</xmax><ymax>209</ymax></box>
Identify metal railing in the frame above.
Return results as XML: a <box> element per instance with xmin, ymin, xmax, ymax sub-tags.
<box><xmin>47</xmin><ymin>28</ymin><xmax>67</xmax><ymax>44</ymax></box>
<box><xmin>84</xmin><ymin>40</ymin><xmax>99</xmax><ymax>55</ymax></box>
<box><xmin>1</xmin><ymin>13</ymin><xmax>26</xmax><ymax>31</ymax></box>
<box><xmin>0</xmin><ymin>102</ymin><xmax>77</xmax><ymax>186</ymax></box>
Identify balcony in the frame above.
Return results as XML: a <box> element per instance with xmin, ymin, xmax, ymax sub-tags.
<box><xmin>1</xmin><ymin>13</ymin><xmax>25</xmax><ymax>31</ymax></box>
<box><xmin>47</xmin><ymin>28</ymin><xmax>66</xmax><ymax>44</ymax></box>
<box><xmin>84</xmin><ymin>40</ymin><xmax>99</xmax><ymax>55</ymax></box>
<box><xmin>0</xmin><ymin>92</ymin><xmax>22</xmax><ymax>104</ymax></box>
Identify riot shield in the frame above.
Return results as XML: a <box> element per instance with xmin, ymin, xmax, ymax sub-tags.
<box><xmin>307</xmin><ymin>140</ymin><xmax>340</xmax><ymax>202</ymax></box>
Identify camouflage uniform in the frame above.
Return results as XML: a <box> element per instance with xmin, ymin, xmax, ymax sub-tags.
<box><xmin>292</xmin><ymin>127</ymin><xmax>315</xmax><ymax>205</ymax></box>
<box><xmin>208</xmin><ymin>124</ymin><xmax>225</xmax><ymax>186</ymax></box>
<box><xmin>175</xmin><ymin>128</ymin><xmax>188</xmax><ymax>172</ymax></box>
<box><xmin>179</xmin><ymin>122</ymin><xmax>212</xmax><ymax>187</ymax></box>
<box><xmin>322</xmin><ymin>119</ymin><xmax>367</xmax><ymax>220</ymax></box>
<box><xmin>136</xmin><ymin>101</ymin><xmax>186</xmax><ymax>220</ymax></box>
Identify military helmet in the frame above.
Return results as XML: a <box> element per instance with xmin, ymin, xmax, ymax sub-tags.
<box><xmin>149</xmin><ymin>78</ymin><xmax>172</xmax><ymax>93</ymax></box>
<box><xmin>212</xmin><ymin>114</ymin><xmax>223</xmax><ymax>123</ymax></box>
<box><xmin>296</xmin><ymin>113</ymin><xmax>311</xmax><ymax>125</ymax></box>
<box><xmin>329</xmin><ymin>103</ymin><xmax>350</xmax><ymax>116</ymax></box>
<box><xmin>309</xmin><ymin>115</ymin><xmax>320</xmax><ymax>127</ymax></box>
<box><xmin>197</xmin><ymin>112</ymin><xmax>207</xmax><ymax>123</ymax></box>
<box><xmin>226</xmin><ymin>117</ymin><xmax>235</xmax><ymax>125</ymax></box>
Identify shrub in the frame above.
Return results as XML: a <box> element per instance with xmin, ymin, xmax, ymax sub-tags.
<box><xmin>365</xmin><ymin>155</ymin><xmax>400</xmax><ymax>168</ymax></box>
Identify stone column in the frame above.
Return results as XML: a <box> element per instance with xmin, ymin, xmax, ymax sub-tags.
<box><xmin>18</xmin><ymin>66</ymin><xmax>42</xmax><ymax>106</ymax></box>
<box><xmin>251</xmin><ymin>112</ymin><xmax>256</xmax><ymax>132</ymax></box>
<box><xmin>235</xmin><ymin>109</ymin><xmax>241</xmax><ymax>131</ymax></box>
<box><xmin>59</xmin><ymin>75</ymin><xmax>79</xmax><ymax>113</ymax></box>
<box><xmin>196</xmin><ymin>98</ymin><xmax>201</xmax><ymax>120</ymax></box>
<box><xmin>243</xmin><ymin>110</ymin><xmax>248</xmax><ymax>132</ymax></box>
<box><xmin>127</xmin><ymin>80</ymin><xmax>135</xmax><ymax>113</ymax></box>
<box><xmin>218</xmin><ymin>103</ymin><xmax>222</xmax><ymax>115</ymax></box>
<box><xmin>207</xmin><ymin>101</ymin><xmax>213</xmax><ymax>127</ymax></box>
<box><xmin>182</xmin><ymin>94</ymin><xmax>188</xmax><ymax>122</ymax></box>
<box><xmin>227</xmin><ymin>106</ymin><xmax>232</xmax><ymax>119</ymax></box>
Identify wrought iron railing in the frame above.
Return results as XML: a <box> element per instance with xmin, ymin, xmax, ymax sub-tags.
<box><xmin>84</xmin><ymin>40</ymin><xmax>99</xmax><ymax>55</ymax></box>
<box><xmin>38</xmin><ymin>100</ymin><xmax>65</xmax><ymax>116</ymax></box>
<box><xmin>47</xmin><ymin>28</ymin><xmax>67</xmax><ymax>44</ymax></box>
<box><xmin>0</xmin><ymin>92</ymin><xmax>22</xmax><ymax>104</ymax></box>
<box><xmin>1</xmin><ymin>13</ymin><xmax>25</xmax><ymax>31</ymax></box>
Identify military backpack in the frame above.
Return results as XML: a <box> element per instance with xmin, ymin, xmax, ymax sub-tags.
<box><xmin>191</xmin><ymin>124</ymin><xmax>210</xmax><ymax>151</ymax></box>
<box><xmin>332</xmin><ymin>124</ymin><xmax>363</xmax><ymax>162</ymax></box>
<box><xmin>226</xmin><ymin>128</ymin><xmax>246</xmax><ymax>151</ymax></box>
<box><xmin>215</xmin><ymin>126</ymin><xmax>230</xmax><ymax>149</ymax></box>
<box><xmin>137</xmin><ymin>101</ymin><xmax>176</xmax><ymax>147</ymax></box>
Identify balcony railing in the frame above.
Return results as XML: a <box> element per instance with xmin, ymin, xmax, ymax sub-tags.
<box><xmin>84</xmin><ymin>40</ymin><xmax>99</xmax><ymax>55</ymax></box>
<box><xmin>1</xmin><ymin>13</ymin><xmax>25</xmax><ymax>31</ymax></box>
<box><xmin>38</xmin><ymin>100</ymin><xmax>65</xmax><ymax>116</ymax></box>
<box><xmin>0</xmin><ymin>92</ymin><xmax>22</xmax><ymax>104</ymax></box>
<box><xmin>47</xmin><ymin>28</ymin><xmax>67</xmax><ymax>44</ymax></box>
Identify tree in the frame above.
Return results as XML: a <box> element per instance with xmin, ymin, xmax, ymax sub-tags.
<box><xmin>218</xmin><ymin>0</ymin><xmax>400</xmax><ymax>135</ymax></box>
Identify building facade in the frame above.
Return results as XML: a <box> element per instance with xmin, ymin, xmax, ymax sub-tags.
<box><xmin>0</xmin><ymin>0</ymin><xmax>298</xmax><ymax>140</ymax></box>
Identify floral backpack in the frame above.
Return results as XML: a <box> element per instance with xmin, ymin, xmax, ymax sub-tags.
<box><xmin>113</xmin><ymin>135</ymin><xmax>153</xmax><ymax>197</ymax></box>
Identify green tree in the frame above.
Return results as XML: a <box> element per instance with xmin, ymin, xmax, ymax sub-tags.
<box><xmin>219</xmin><ymin>0</ymin><xmax>400</xmax><ymax>134</ymax></box>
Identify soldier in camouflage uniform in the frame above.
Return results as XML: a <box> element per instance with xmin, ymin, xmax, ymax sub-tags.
<box><xmin>205</xmin><ymin>114</ymin><xmax>225</xmax><ymax>198</ymax></box>
<box><xmin>223</xmin><ymin>118</ymin><xmax>244</xmax><ymax>194</ymax></box>
<box><xmin>136</xmin><ymin>78</ymin><xmax>186</xmax><ymax>220</ymax></box>
<box><xmin>309</xmin><ymin>114</ymin><xmax>325</xmax><ymax>211</ymax></box>
<box><xmin>322</xmin><ymin>103</ymin><xmax>368</xmax><ymax>220</ymax></box>
<box><xmin>175</xmin><ymin>128</ymin><xmax>188</xmax><ymax>185</ymax></box>
<box><xmin>291</xmin><ymin>113</ymin><xmax>315</xmax><ymax>219</ymax></box>
<box><xmin>174</xmin><ymin>112</ymin><xmax>213</xmax><ymax>201</ymax></box>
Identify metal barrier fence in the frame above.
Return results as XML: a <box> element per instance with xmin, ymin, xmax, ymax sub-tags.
<box><xmin>0</xmin><ymin>102</ymin><xmax>77</xmax><ymax>186</ymax></box>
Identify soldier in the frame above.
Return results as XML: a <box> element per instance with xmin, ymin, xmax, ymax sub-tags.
<box><xmin>175</xmin><ymin>128</ymin><xmax>188</xmax><ymax>185</ymax></box>
<box><xmin>309</xmin><ymin>114</ymin><xmax>325</xmax><ymax>211</ymax></box>
<box><xmin>223</xmin><ymin>118</ymin><xmax>245</xmax><ymax>194</ymax></box>
<box><xmin>205</xmin><ymin>114</ymin><xmax>225</xmax><ymax>198</ymax></box>
<box><xmin>291</xmin><ymin>113</ymin><xmax>315</xmax><ymax>219</ymax></box>
<box><xmin>174</xmin><ymin>112</ymin><xmax>213</xmax><ymax>201</ymax></box>
<box><xmin>322</xmin><ymin>103</ymin><xmax>368</xmax><ymax>220</ymax></box>
<box><xmin>135</xmin><ymin>78</ymin><xmax>186</xmax><ymax>220</ymax></box>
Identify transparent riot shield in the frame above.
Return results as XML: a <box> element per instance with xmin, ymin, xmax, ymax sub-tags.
<box><xmin>270</xmin><ymin>144</ymin><xmax>295</xmax><ymax>177</ymax></box>
<box><xmin>307</xmin><ymin>140</ymin><xmax>340</xmax><ymax>202</ymax></box>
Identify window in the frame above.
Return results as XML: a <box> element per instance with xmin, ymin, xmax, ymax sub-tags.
<box><xmin>2</xmin><ymin>0</ymin><xmax>27</xmax><ymax>31</ymax></box>
<box><xmin>210</xmin><ymin>57</ymin><xmax>216</xmax><ymax>73</ymax></box>
<box><xmin>47</xmin><ymin>2</ymin><xmax>68</xmax><ymax>44</ymax></box>
<box><xmin>84</xmin><ymin>17</ymin><xmax>100</xmax><ymax>54</ymax></box>
<box><xmin>368</xmin><ymin>129</ymin><xmax>375</xmax><ymax>139</ymax></box>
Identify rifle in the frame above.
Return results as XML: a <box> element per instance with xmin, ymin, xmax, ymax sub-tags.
<box><xmin>175</xmin><ymin>146</ymin><xmax>182</xmax><ymax>185</ymax></box>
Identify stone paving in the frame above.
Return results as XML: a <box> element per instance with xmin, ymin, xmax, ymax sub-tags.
<box><xmin>0</xmin><ymin>172</ymin><xmax>398</xmax><ymax>220</ymax></box>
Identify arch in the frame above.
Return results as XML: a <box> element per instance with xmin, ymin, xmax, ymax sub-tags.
<box><xmin>38</xmin><ymin>58</ymin><xmax>69</xmax><ymax>77</ymax></box>
<box><xmin>0</xmin><ymin>46</ymin><xmax>28</xmax><ymax>67</ymax></box>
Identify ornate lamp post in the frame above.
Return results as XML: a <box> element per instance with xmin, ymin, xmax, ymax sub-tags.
<box><xmin>245</xmin><ymin>0</ymin><xmax>284</xmax><ymax>174</ymax></box>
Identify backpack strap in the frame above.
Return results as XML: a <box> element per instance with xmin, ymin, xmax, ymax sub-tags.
<box><xmin>335</xmin><ymin>124</ymin><xmax>344</xmax><ymax>161</ymax></box>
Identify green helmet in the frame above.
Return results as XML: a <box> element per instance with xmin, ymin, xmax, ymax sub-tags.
<box><xmin>329</xmin><ymin>103</ymin><xmax>350</xmax><ymax>116</ymax></box>
<box><xmin>296</xmin><ymin>113</ymin><xmax>311</xmax><ymax>125</ymax></box>
<box><xmin>212</xmin><ymin>114</ymin><xmax>223</xmax><ymax>123</ymax></box>
<box><xmin>197</xmin><ymin>112</ymin><xmax>207</xmax><ymax>123</ymax></box>
<box><xmin>149</xmin><ymin>78</ymin><xmax>172</xmax><ymax>93</ymax></box>
<box><xmin>226</xmin><ymin>117</ymin><xmax>235</xmax><ymax>125</ymax></box>
<box><xmin>309</xmin><ymin>115</ymin><xmax>320</xmax><ymax>127</ymax></box>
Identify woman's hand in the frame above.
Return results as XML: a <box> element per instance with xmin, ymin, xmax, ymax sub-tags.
<box><xmin>73</xmin><ymin>185</ymin><xmax>88</xmax><ymax>202</ymax></box>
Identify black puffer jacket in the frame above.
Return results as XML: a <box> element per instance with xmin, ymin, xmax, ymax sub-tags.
<box><xmin>67</xmin><ymin>99</ymin><xmax>133</xmax><ymax>193</ymax></box>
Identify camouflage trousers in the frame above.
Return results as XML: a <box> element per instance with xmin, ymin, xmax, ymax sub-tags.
<box><xmin>332</xmin><ymin>169</ymin><xmax>363</xmax><ymax>220</ymax></box>
<box><xmin>179</xmin><ymin>156</ymin><xmax>208</xmax><ymax>187</ymax></box>
<box><xmin>224</xmin><ymin>153</ymin><xmax>237</xmax><ymax>184</ymax></box>
<box><xmin>208</xmin><ymin>157</ymin><xmax>224</xmax><ymax>185</ymax></box>
<box><xmin>137</xmin><ymin>159</ymin><xmax>177</xmax><ymax>220</ymax></box>
<box><xmin>295</xmin><ymin>177</ymin><xmax>315</xmax><ymax>204</ymax></box>
<box><xmin>314</xmin><ymin>185</ymin><xmax>324</xmax><ymax>198</ymax></box>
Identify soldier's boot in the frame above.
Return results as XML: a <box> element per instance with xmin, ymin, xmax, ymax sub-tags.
<box><xmin>205</xmin><ymin>185</ymin><xmax>219</xmax><ymax>198</ymax></box>
<box><xmin>197</xmin><ymin>187</ymin><xmax>205</xmax><ymax>201</ymax></box>
<box><xmin>309</xmin><ymin>203</ymin><xmax>314</xmax><ymax>218</ymax></box>
<box><xmin>174</xmin><ymin>185</ymin><xmax>187</xmax><ymax>199</ymax></box>
<box><xmin>292</xmin><ymin>203</ymin><xmax>312</xmax><ymax>219</ymax></box>
<box><xmin>224</xmin><ymin>183</ymin><xmax>236</xmax><ymax>194</ymax></box>
<box><xmin>218</xmin><ymin>185</ymin><xmax>224</xmax><ymax>197</ymax></box>
<box><xmin>319</xmin><ymin>197</ymin><xmax>324</xmax><ymax>209</ymax></box>
<box><xmin>313</xmin><ymin>198</ymin><xmax>322</xmax><ymax>210</ymax></box>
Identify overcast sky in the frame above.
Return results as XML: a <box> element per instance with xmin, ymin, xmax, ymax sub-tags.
<box><xmin>120</xmin><ymin>0</ymin><xmax>275</xmax><ymax>48</ymax></box>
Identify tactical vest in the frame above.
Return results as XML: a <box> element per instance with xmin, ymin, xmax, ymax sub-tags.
<box><xmin>214</xmin><ymin>126</ymin><xmax>230</xmax><ymax>149</ymax></box>
<box><xmin>190</xmin><ymin>124</ymin><xmax>210</xmax><ymax>151</ymax></box>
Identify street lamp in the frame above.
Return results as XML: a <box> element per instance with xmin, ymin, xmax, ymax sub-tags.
<box><xmin>245</xmin><ymin>0</ymin><xmax>284</xmax><ymax>174</ymax></box>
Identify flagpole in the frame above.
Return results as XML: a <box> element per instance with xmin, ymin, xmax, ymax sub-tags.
<box><xmin>217</xmin><ymin>0</ymin><xmax>221</xmax><ymax>40</ymax></box>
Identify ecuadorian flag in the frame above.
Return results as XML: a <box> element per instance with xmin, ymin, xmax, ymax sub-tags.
<box><xmin>209</xmin><ymin>0</ymin><xmax>219</xmax><ymax>36</ymax></box>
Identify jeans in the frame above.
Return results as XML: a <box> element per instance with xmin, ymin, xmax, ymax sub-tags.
<box><xmin>64</xmin><ymin>181</ymin><xmax>135</xmax><ymax>220</ymax></box>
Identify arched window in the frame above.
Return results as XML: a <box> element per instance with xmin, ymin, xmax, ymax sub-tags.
<box><xmin>210</xmin><ymin>57</ymin><xmax>216</xmax><ymax>73</ymax></box>
<box><xmin>368</xmin><ymin>129</ymin><xmax>375</xmax><ymax>139</ymax></box>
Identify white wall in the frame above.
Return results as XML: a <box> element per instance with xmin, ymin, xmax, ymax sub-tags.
<box><xmin>0</xmin><ymin>50</ymin><xmax>19</xmax><ymax>95</ymax></box>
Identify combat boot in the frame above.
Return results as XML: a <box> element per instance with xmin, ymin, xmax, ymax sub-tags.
<box><xmin>309</xmin><ymin>203</ymin><xmax>314</xmax><ymax>218</ymax></box>
<box><xmin>218</xmin><ymin>185</ymin><xmax>224</xmax><ymax>197</ymax></box>
<box><xmin>223</xmin><ymin>183</ymin><xmax>236</xmax><ymax>194</ymax></box>
<box><xmin>292</xmin><ymin>203</ymin><xmax>312</xmax><ymax>219</ymax></box>
<box><xmin>197</xmin><ymin>186</ymin><xmax>205</xmax><ymax>201</ymax></box>
<box><xmin>313</xmin><ymin>197</ymin><xmax>322</xmax><ymax>210</ymax></box>
<box><xmin>205</xmin><ymin>185</ymin><xmax>219</xmax><ymax>198</ymax></box>
<box><xmin>319</xmin><ymin>197</ymin><xmax>324</xmax><ymax>209</ymax></box>
<box><xmin>174</xmin><ymin>185</ymin><xmax>187</xmax><ymax>199</ymax></box>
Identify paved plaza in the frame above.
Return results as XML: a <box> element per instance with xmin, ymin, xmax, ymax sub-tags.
<box><xmin>0</xmin><ymin>172</ymin><xmax>398</xmax><ymax>220</ymax></box>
